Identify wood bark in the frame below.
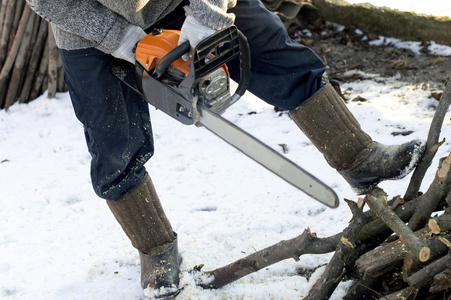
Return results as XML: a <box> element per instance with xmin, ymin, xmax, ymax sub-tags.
<box><xmin>406</xmin><ymin>252</ymin><xmax>451</xmax><ymax>288</ymax></box>
<box><xmin>428</xmin><ymin>212</ymin><xmax>451</xmax><ymax>234</ymax></box>
<box><xmin>4</xmin><ymin>7</ymin><xmax>36</xmax><ymax>109</ymax></box>
<box><xmin>47</xmin><ymin>23</ymin><xmax>58</xmax><ymax>99</ymax></box>
<box><xmin>364</xmin><ymin>188</ymin><xmax>431</xmax><ymax>262</ymax></box>
<box><xmin>0</xmin><ymin>0</ymin><xmax>17</xmax><ymax>67</ymax></box>
<box><xmin>0</xmin><ymin>0</ymin><xmax>66</xmax><ymax>109</ymax></box>
<box><xmin>19</xmin><ymin>17</ymin><xmax>47</xmax><ymax>103</ymax></box>
<box><xmin>29</xmin><ymin>40</ymin><xmax>48</xmax><ymax>101</ymax></box>
<box><xmin>305</xmin><ymin>200</ymin><xmax>370</xmax><ymax>300</ymax></box>
<box><xmin>0</xmin><ymin>3</ymin><xmax>30</xmax><ymax>108</ymax></box>
<box><xmin>0</xmin><ymin>1</ymin><xmax>8</xmax><ymax>38</ymax></box>
<box><xmin>405</xmin><ymin>81</ymin><xmax>451</xmax><ymax>201</ymax></box>
<box><xmin>357</xmin><ymin>229</ymin><xmax>451</xmax><ymax>278</ymax></box>
<box><xmin>408</xmin><ymin>153</ymin><xmax>451</xmax><ymax>231</ymax></box>
<box><xmin>430</xmin><ymin>267</ymin><xmax>451</xmax><ymax>293</ymax></box>
<box><xmin>197</xmin><ymin>228</ymin><xmax>340</xmax><ymax>289</ymax></box>
<box><xmin>380</xmin><ymin>286</ymin><xmax>417</xmax><ymax>300</ymax></box>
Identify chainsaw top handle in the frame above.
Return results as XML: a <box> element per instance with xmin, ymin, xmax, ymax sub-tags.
<box><xmin>153</xmin><ymin>26</ymin><xmax>251</xmax><ymax>102</ymax></box>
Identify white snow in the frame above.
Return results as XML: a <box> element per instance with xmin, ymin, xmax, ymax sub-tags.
<box><xmin>369</xmin><ymin>37</ymin><xmax>451</xmax><ymax>56</ymax></box>
<box><xmin>2</xmin><ymin>68</ymin><xmax>451</xmax><ymax>300</ymax></box>
<box><xmin>2</xmin><ymin>10</ymin><xmax>451</xmax><ymax>300</ymax></box>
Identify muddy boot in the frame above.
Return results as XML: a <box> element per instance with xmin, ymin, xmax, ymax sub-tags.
<box><xmin>107</xmin><ymin>173</ymin><xmax>181</xmax><ymax>298</ymax></box>
<box><xmin>290</xmin><ymin>83</ymin><xmax>425</xmax><ymax>193</ymax></box>
<box><xmin>139</xmin><ymin>235</ymin><xmax>182</xmax><ymax>299</ymax></box>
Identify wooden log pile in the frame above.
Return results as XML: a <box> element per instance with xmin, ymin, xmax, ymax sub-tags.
<box><xmin>0</xmin><ymin>0</ymin><xmax>65</xmax><ymax>110</ymax></box>
<box><xmin>192</xmin><ymin>81</ymin><xmax>451</xmax><ymax>299</ymax></box>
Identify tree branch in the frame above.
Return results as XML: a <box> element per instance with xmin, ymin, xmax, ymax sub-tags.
<box><xmin>406</xmin><ymin>252</ymin><xmax>451</xmax><ymax>288</ymax></box>
<box><xmin>404</xmin><ymin>81</ymin><xmax>451</xmax><ymax>201</ymax></box>
<box><xmin>365</xmin><ymin>187</ymin><xmax>430</xmax><ymax>262</ymax></box>
<box><xmin>357</xmin><ymin>228</ymin><xmax>451</xmax><ymax>278</ymax></box>
<box><xmin>306</xmin><ymin>200</ymin><xmax>370</xmax><ymax>300</ymax></box>
<box><xmin>408</xmin><ymin>153</ymin><xmax>451</xmax><ymax>231</ymax></box>
<box><xmin>196</xmin><ymin>228</ymin><xmax>340</xmax><ymax>289</ymax></box>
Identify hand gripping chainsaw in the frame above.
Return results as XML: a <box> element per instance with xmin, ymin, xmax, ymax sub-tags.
<box><xmin>112</xmin><ymin>26</ymin><xmax>339</xmax><ymax>208</ymax></box>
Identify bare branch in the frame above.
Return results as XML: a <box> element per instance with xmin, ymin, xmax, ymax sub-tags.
<box><xmin>405</xmin><ymin>81</ymin><xmax>451</xmax><ymax>200</ymax></box>
<box><xmin>196</xmin><ymin>228</ymin><xmax>339</xmax><ymax>289</ymax></box>
<box><xmin>306</xmin><ymin>200</ymin><xmax>370</xmax><ymax>300</ymax></box>
<box><xmin>365</xmin><ymin>188</ymin><xmax>430</xmax><ymax>262</ymax></box>
<box><xmin>408</xmin><ymin>153</ymin><xmax>451</xmax><ymax>231</ymax></box>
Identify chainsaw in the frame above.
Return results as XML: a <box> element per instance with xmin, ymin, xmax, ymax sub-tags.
<box><xmin>112</xmin><ymin>25</ymin><xmax>339</xmax><ymax>208</ymax></box>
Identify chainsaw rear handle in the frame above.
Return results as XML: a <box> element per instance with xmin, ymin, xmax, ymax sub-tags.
<box><xmin>153</xmin><ymin>26</ymin><xmax>251</xmax><ymax>102</ymax></box>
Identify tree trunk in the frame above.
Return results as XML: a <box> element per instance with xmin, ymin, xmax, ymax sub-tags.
<box><xmin>311</xmin><ymin>0</ymin><xmax>451</xmax><ymax>47</ymax></box>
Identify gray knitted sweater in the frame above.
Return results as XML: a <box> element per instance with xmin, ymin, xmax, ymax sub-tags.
<box><xmin>26</xmin><ymin>0</ymin><xmax>236</xmax><ymax>54</ymax></box>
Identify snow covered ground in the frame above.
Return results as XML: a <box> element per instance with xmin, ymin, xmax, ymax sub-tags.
<box><xmin>2</xmin><ymin>13</ymin><xmax>451</xmax><ymax>300</ymax></box>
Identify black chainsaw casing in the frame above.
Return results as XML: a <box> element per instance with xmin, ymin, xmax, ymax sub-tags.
<box><xmin>141</xmin><ymin>25</ymin><xmax>249</xmax><ymax>125</ymax></box>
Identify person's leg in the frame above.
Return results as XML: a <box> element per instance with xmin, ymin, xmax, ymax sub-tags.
<box><xmin>59</xmin><ymin>48</ymin><xmax>180</xmax><ymax>297</ymax></box>
<box><xmin>106</xmin><ymin>173</ymin><xmax>181</xmax><ymax>296</ymax></box>
<box><xmin>59</xmin><ymin>47</ymin><xmax>153</xmax><ymax>200</ymax></box>
<box><xmin>229</xmin><ymin>0</ymin><xmax>325</xmax><ymax>110</ymax></box>
<box><xmin>290</xmin><ymin>84</ymin><xmax>425</xmax><ymax>192</ymax></box>
<box><xmin>230</xmin><ymin>0</ymin><xmax>425</xmax><ymax>192</ymax></box>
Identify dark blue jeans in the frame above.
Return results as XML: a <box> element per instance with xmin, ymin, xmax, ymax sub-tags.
<box><xmin>59</xmin><ymin>48</ymin><xmax>153</xmax><ymax>201</ymax></box>
<box><xmin>59</xmin><ymin>0</ymin><xmax>325</xmax><ymax>200</ymax></box>
<box><xmin>157</xmin><ymin>0</ymin><xmax>326</xmax><ymax>109</ymax></box>
<box><xmin>229</xmin><ymin>0</ymin><xmax>325</xmax><ymax>109</ymax></box>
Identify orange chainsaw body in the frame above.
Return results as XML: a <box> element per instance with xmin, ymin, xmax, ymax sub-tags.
<box><xmin>135</xmin><ymin>29</ymin><xmax>191</xmax><ymax>75</ymax></box>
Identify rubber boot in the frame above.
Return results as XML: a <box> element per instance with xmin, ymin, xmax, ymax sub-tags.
<box><xmin>139</xmin><ymin>235</ymin><xmax>182</xmax><ymax>299</ymax></box>
<box><xmin>107</xmin><ymin>173</ymin><xmax>181</xmax><ymax>298</ymax></box>
<box><xmin>290</xmin><ymin>83</ymin><xmax>425</xmax><ymax>193</ymax></box>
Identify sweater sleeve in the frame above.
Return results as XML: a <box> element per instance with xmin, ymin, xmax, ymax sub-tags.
<box><xmin>26</xmin><ymin>0</ymin><xmax>129</xmax><ymax>53</ymax></box>
<box><xmin>184</xmin><ymin>0</ymin><xmax>237</xmax><ymax>30</ymax></box>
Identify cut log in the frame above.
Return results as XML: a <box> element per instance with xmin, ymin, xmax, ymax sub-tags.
<box><xmin>356</xmin><ymin>228</ymin><xmax>451</xmax><ymax>278</ymax></box>
<box><xmin>364</xmin><ymin>188</ymin><xmax>431</xmax><ymax>262</ymax></box>
<box><xmin>19</xmin><ymin>17</ymin><xmax>47</xmax><ymax>103</ymax></box>
<box><xmin>380</xmin><ymin>286</ymin><xmax>417</xmax><ymax>300</ymax></box>
<box><xmin>4</xmin><ymin>8</ymin><xmax>36</xmax><ymax>109</ymax></box>
<box><xmin>428</xmin><ymin>212</ymin><xmax>451</xmax><ymax>234</ymax></box>
<box><xmin>0</xmin><ymin>4</ymin><xmax>31</xmax><ymax>108</ymax></box>
<box><xmin>430</xmin><ymin>267</ymin><xmax>451</xmax><ymax>293</ymax></box>
<box><xmin>0</xmin><ymin>0</ymin><xmax>8</xmax><ymax>43</ymax></box>
<box><xmin>47</xmin><ymin>22</ymin><xmax>58</xmax><ymax>99</ymax></box>
<box><xmin>0</xmin><ymin>0</ymin><xmax>18</xmax><ymax>67</ymax></box>
<box><xmin>29</xmin><ymin>40</ymin><xmax>48</xmax><ymax>101</ymax></box>
<box><xmin>406</xmin><ymin>253</ymin><xmax>451</xmax><ymax>289</ymax></box>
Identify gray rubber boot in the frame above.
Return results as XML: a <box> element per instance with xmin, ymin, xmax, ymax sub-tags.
<box><xmin>290</xmin><ymin>83</ymin><xmax>425</xmax><ymax>193</ymax></box>
<box><xmin>107</xmin><ymin>173</ymin><xmax>181</xmax><ymax>298</ymax></box>
<box><xmin>139</xmin><ymin>234</ymin><xmax>182</xmax><ymax>299</ymax></box>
